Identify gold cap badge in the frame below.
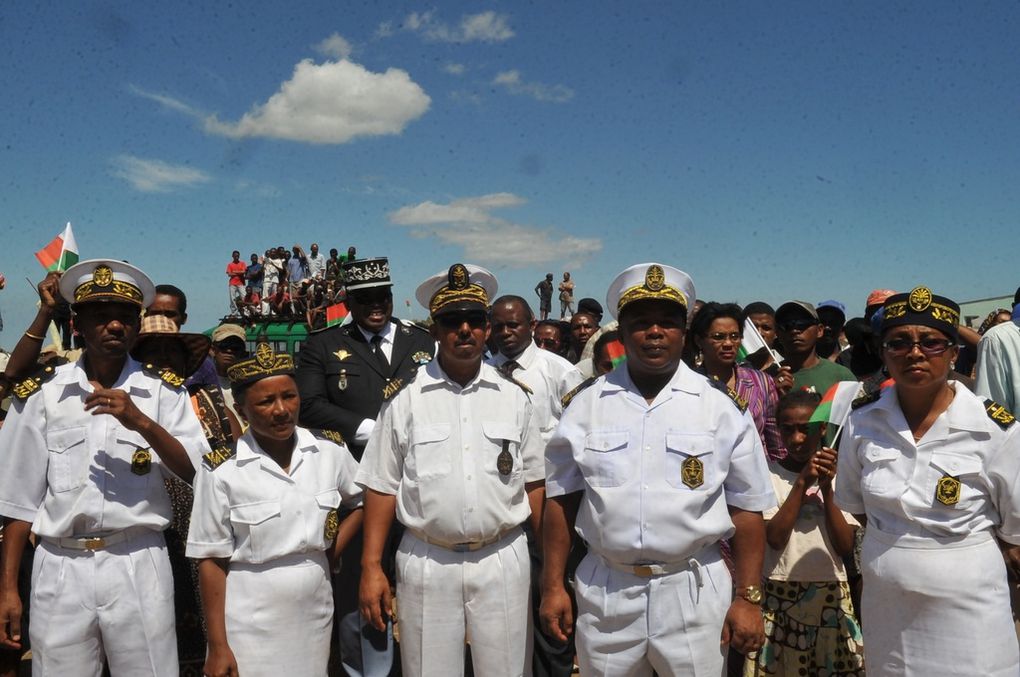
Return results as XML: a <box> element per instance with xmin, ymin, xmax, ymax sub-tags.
<box><xmin>908</xmin><ymin>286</ymin><xmax>933</xmax><ymax>312</ymax></box>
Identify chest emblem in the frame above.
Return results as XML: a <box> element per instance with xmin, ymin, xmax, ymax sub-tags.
<box><xmin>333</xmin><ymin>349</ymin><xmax>352</xmax><ymax>362</ymax></box>
<box><xmin>131</xmin><ymin>448</ymin><xmax>152</xmax><ymax>476</ymax></box>
<box><xmin>412</xmin><ymin>351</ymin><xmax>432</xmax><ymax>365</ymax></box>
<box><xmin>324</xmin><ymin>509</ymin><xmax>340</xmax><ymax>540</ymax></box>
<box><xmin>497</xmin><ymin>440</ymin><xmax>514</xmax><ymax>476</ymax></box>
<box><xmin>935</xmin><ymin>475</ymin><xmax>961</xmax><ymax>506</ymax></box>
<box><xmin>337</xmin><ymin>369</ymin><xmax>348</xmax><ymax>391</ymax></box>
<box><xmin>681</xmin><ymin>457</ymin><xmax>704</xmax><ymax>489</ymax></box>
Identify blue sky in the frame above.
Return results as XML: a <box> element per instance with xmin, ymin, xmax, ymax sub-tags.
<box><xmin>2</xmin><ymin>1</ymin><xmax>1018</xmax><ymax>340</ymax></box>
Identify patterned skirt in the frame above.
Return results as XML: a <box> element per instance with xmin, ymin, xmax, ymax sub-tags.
<box><xmin>744</xmin><ymin>579</ymin><xmax>865</xmax><ymax>677</ymax></box>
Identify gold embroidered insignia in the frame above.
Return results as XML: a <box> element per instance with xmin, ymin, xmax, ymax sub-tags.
<box><xmin>11</xmin><ymin>366</ymin><xmax>56</xmax><ymax>401</ymax></box>
<box><xmin>908</xmin><ymin>286</ymin><xmax>932</xmax><ymax>312</ymax></box>
<box><xmin>985</xmin><ymin>400</ymin><xmax>1016</xmax><ymax>429</ymax></box>
<box><xmin>449</xmin><ymin>263</ymin><xmax>469</xmax><ymax>290</ymax></box>
<box><xmin>93</xmin><ymin>264</ymin><xmax>114</xmax><ymax>287</ymax></box>
<box><xmin>314</xmin><ymin>429</ymin><xmax>345</xmax><ymax>445</ymax></box>
<box><xmin>382</xmin><ymin>377</ymin><xmax>404</xmax><ymax>400</ymax></box>
<box><xmin>681</xmin><ymin>456</ymin><xmax>704</xmax><ymax>489</ymax></box>
<box><xmin>645</xmin><ymin>264</ymin><xmax>665</xmax><ymax>291</ymax></box>
<box><xmin>324</xmin><ymin>509</ymin><xmax>340</xmax><ymax>540</ymax></box>
<box><xmin>333</xmin><ymin>349</ymin><xmax>352</xmax><ymax>361</ymax></box>
<box><xmin>936</xmin><ymin>475</ymin><xmax>960</xmax><ymax>506</ymax></box>
<box><xmin>131</xmin><ymin>448</ymin><xmax>152</xmax><ymax>475</ymax></box>
<box><xmin>255</xmin><ymin>341</ymin><xmax>275</xmax><ymax>368</ymax></box>
<box><xmin>202</xmin><ymin>445</ymin><xmax>235</xmax><ymax>471</ymax></box>
<box><xmin>159</xmin><ymin>368</ymin><xmax>185</xmax><ymax>388</ymax></box>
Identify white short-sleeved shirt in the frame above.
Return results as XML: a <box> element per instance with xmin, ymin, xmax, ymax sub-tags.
<box><xmin>355</xmin><ymin>359</ymin><xmax>544</xmax><ymax>544</ymax></box>
<box><xmin>0</xmin><ymin>358</ymin><xmax>210</xmax><ymax>537</ymax></box>
<box><xmin>488</xmin><ymin>341</ymin><xmax>585</xmax><ymax>445</ymax></box>
<box><xmin>545</xmin><ymin>362</ymin><xmax>776</xmax><ymax>565</ymax></box>
<box><xmin>763</xmin><ymin>463</ymin><xmax>858</xmax><ymax>582</ymax></box>
<box><xmin>975</xmin><ymin>320</ymin><xmax>1020</xmax><ymax>414</ymax></box>
<box><xmin>835</xmin><ymin>382</ymin><xmax>1020</xmax><ymax>544</ymax></box>
<box><xmin>187</xmin><ymin>427</ymin><xmax>363</xmax><ymax>563</ymax></box>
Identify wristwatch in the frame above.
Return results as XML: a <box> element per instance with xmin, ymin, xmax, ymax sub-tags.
<box><xmin>736</xmin><ymin>585</ymin><xmax>763</xmax><ymax>604</ymax></box>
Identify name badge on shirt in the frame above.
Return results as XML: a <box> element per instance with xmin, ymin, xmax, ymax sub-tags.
<box><xmin>497</xmin><ymin>440</ymin><xmax>514</xmax><ymax>476</ymax></box>
<box><xmin>681</xmin><ymin>457</ymin><xmax>704</xmax><ymax>489</ymax></box>
<box><xmin>936</xmin><ymin>475</ymin><xmax>961</xmax><ymax>506</ymax></box>
<box><xmin>324</xmin><ymin>509</ymin><xmax>340</xmax><ymax>540</ymax></box>
<box><xmin>131</xmin><ymin>449</ymin><xmax>152</xmax><ymax>476</ymax></box>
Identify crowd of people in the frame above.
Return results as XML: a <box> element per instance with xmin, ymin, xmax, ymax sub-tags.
<box><xmin>226</xmin><ymin>244</ymin><xmax>357</xmax><ymax>328</ymax></box>
<box><xmin>0</xmin><ymin>253</ymin><xmax>1019</xmax><ymax>677</ymax></box>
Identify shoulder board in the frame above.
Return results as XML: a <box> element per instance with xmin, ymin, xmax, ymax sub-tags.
<box><xmin>12</xmin><ymin>365</ymin><xmax>57</xmax><ymax>402</ymax></box>
<box><xmin>311</xmin><ymin>428</ymin><xmax>346</xmax><ymax>446</ymax></box>
<box><xmin>142</xmin><ymin>363</ymin><xmax>185</xmax><ymax>389</ymax></box>
<box><xmin>984</xmin><ymin>399</ymin><xmax>1017</xmax><ymax>430</ymax></box>
<box><xmin>851</xmin><ymin>391</ymin><xmax>882</xmax><ymax>410</ymax></box>
<box><xmin>396</xmin><ymin>318</ymin><xmax>430</xmax><ymax>334</ymax></box>
<box><xmin>561</xmin><ymin>376</ymin><xmax>598</xmax><ymax>409</ymax></box>
<box><xmin>202</xmin><ymin>443</ymin><xmax>236</xmax><ymax>471</ymax></box>
<box><xmin>382</xmin><ymin>369</ymin><xmax>418</xmax><ymax>401</ymax></box>
<box><xmin>707</xmin><ymin>376</ymin><xmax>748</xmax><ymax>413</ymax></box>
<box><xmin>497</xmin><ymin>369</ymin><xmax>534</xmax><ymax>395</ymax></box>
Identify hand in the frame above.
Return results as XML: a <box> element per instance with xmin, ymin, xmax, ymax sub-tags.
<box><xmin>774</xmin><ymin>366</ymin><xmax>794</xmax><ymax>395</ymax></box>
<box><xmin>37</xmin><ymin>272</ymin><xmax>62</xmax><ymax>310</ymax></box>
<box><xmin>203</xmin><ymin>642</ymin><xmax>239</xmax><ymax>677</ymax></box>
<box><xmin>813</xmin><ymin>447</ymin><xmax>838</xmax><ymax>489</ymax></box>
<box><xmin>721</xmin><ymin>598</ymin><xmax>765</xmax><ymax>655</ymax></box>
<box><xmin>0</xmin><ymin>589</ymin><xmax>23</xmax><ymax>650</ymax></box>
<box><xmin>84</xmin><ymin>388</ymin><xmax>149</xmax><ymax>431</ymax></box>
<box><xmin>359</xmin><ymin>564</ymin><xmax>393</xmax><ymax>632</ymax></box>
<box><xmin>1003</xmin><ymin>543</ymin><xmax>1020</xmax><ymax>581</ymax></box>
<box><xmin>539</xmin><ymin>584</ymin><xmax>574</xmax><ymax>643</ymax></box>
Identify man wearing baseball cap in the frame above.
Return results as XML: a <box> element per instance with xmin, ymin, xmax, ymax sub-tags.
<box><xmin>357</xmin><ymin>263</ymin><xmax>544</xmax><ymax>677</ymax></box>
<box><xmin>0</xmin><ymin>259</ymin><xmax>210</xmax><ymax>676</ymax></box>
<box><xmin>541</xmin><ymin>263</ymin><xmax>775</xmax><ymax>676</ymax></box>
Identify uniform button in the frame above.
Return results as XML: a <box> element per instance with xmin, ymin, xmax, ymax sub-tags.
<box><xmin>643</xmin><ymin>484</ymin><xmax>649</xmax><ymax>490</ymax></box>
<box><xmin>466</xmin><ymin>475</ymin><xmax>472</xmax><ymax>480</ymax></box>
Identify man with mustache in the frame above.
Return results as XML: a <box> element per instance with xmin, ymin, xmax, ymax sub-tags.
<box><xmin>357</xmin><ymin>263</ymin><xmax>544</xmax><ymax>677</ymax></box>
<box><xmin>296</xmin><ymin>256</ymin><xmax>433</xmax><ymax>677</ymax></box>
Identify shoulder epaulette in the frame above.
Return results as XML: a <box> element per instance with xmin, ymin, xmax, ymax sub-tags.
<box><xmin>12</xmin><ymin>365</ymin><xmax>57</xmax><ymax>402</ymax></box>
<box><xmin>142</xmin><ymin>363</ymin><xmax>186</xmax><ymax>389</ymax></box>
<box><xmin>561</xmin><ymin>376</ymin><xmax>597</xmax><ymax>409</ymax></box>
<box><xmin>382</xmin><ymin>368</ymin><xmax>418</xmax><ymax>401</ymax></box>
<box><xmin>707</xmin><ymin>376</ymin><xmax>748</xmax><ymax>413</ymax></box>
<box><xmin>311</xmin><ymin>428</ymin><xmax>346</xmax><ymax>446</ymax></box>
<box><xmin>397</xmin><ymin>317</ymin><xmax>431</xmax><ymax>334</ymax></box>
<box><xmin>202</xmin><ymin>443</ymin><xmax>236</xmax><ymax>471</ymax></box>
<box><xmin>984</xmin><ymin>399</ymin><xmax>1016</xmax><ymax>430</ymax></box>
<box><xmin>851</xmin><ymin>390</ymin><xmax>882</xmax><ymax>410</ymax></box>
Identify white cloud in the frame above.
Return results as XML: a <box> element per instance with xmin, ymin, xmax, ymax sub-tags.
<box><xmin>375</xmin><ymin>21</ymin><xmax>394</xmax><ymax>38</ymax></box>
<box><xmin>389</xmin><ymin>193</ymin><xmax>601</xmax><ymax>267</ymax></box>
<box><xmin>203</xmin><ymin>59</ymin><xmax>430</xmax><ymax>144</ymax></box>
<box><xmin>314</xmin><ymin>33</ymin><xmax>353</xmax><ymax>60</ymax></box>
<box><xmin>111</xmin><ymin>155</ymin><xmax>212</xmax><ymax>193</ymax></box>
<box><xmin>443</xmin><ymin>62</ymin><xmax>466</xmax><ymax>75</ymax></box>
<box><xmin>492</xmin><ymin>70</ymin><xmax>575</xmax><ymax>103</ymax></box>
<box><xmin>402</xmin><ymin>10</ymin><xmax>514</xmax><ymax>43</ymax></box>
<box><xmin>128</xmin><ymin>85</ymin><xmax>203</xmax><ymax>116</ymax></box>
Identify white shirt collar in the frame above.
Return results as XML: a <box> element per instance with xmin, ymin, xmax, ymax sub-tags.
<box><xmin>358</xmin><ymin>320</ymin><xmax>394</xmax><ymax>345</ymax></box>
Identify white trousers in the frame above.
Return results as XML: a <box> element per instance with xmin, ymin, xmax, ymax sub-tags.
<box><xmin>226</xmin><ymin>552</ymin><xmax>334</xmax><ymax>677</ymax></box>
<box><xmin>395</xmin><ymin>528</ymin><xmax>532</xmax><ymax>677</ymax></box>
<box><xmin>30</xmin><ymin>530</ymin><xmax>178</xmax><ymax>677</ymax></box>
<box><xmin>574</xmin><ymin>546</ymin><xmax>730</xmax><ymax>677</ymax></box>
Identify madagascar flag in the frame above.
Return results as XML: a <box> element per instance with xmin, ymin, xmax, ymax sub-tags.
<box><xmin>35</xmin><ymin>223</ymin><xmax>79</xmax><ymax>272</ymax></box>
<box><xmin>809</xmin><ymin>381</ymin><xmax>862</xmax><ymax>427</ymax></box>
<box><xmin>325</xmin><ymin>302</ymin><xmax>349</xmax><ymax>327</ymax></box>
<box><xmin>606</xmin><ymin>339</ymin><xmax>626</xmax><ymax>368</ymax></box>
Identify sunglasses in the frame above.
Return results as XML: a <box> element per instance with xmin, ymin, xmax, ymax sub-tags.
<box><xmin>436</xmin><ymin>312</ymin><xmax>488</xmax><ymax>329</ymax></box>
<box><xmin>350</xmin><ymin>289</ymin><xmax>392</xmax><ymax>305</ymax></box>
<box><xmin>778</xmin><ymin>320</ymin><xmax>818</xmax><ymax>333</ymax></box>
<box><xmin>882</xmin><ymin>337</ymin><xmax>954</xmax><ymax>357</ymax></box>
<box><xmin>213</xmin><ymin>341</ymin><xmax>247</xmax><ymax>354</ymax></box>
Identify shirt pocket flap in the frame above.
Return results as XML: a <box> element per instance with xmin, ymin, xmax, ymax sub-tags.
<box><xmin>46</xmin><ymin>427</ymin><xmax>87</xmax><ymax>454</ymax></box>
<box><xmin>230</xmin><ymin>500</ymin><xmax>281</xmax><ymax>525</ymax></box>
<box><xmin>482</xmin><ymin>422</ymin><xmax>521</xmax><ymax>444</ymax></box>
<box><xmin>930</xmin><ymin>453</ymin><xmax>982</xmax><ymax>477</ymax></box>
<box><xmin>326</xmin><ymin>362</ymin><xmax>363</xmax><ymax>376</ymax></box>
<box><xmin>584</xmin><ymin>431</ymin><xmax>629</xmax><ymax>452</ymax></box>
<box><xmin>410</xmin><ymin>424</ymin><xmax>451</xmax><ymax>446</ymax></box>
<box><xmin>665</xmin><ymin>432</ymin><xmax>714</xmax><ymax>458</ymax></box>
<box><xmin>315</xmin><ymin>489</ymin><xmax>342</xmax><ymax>509</ymax></box>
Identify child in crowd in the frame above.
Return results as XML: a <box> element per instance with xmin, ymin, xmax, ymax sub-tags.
<box><xmin>745</xmin><ymin>390</ymin><xmax>865</xmax><ymax>676</ymax></box>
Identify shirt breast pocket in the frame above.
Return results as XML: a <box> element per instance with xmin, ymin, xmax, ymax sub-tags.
<box><xmin>482</xmin><ymin>421</ymin><xmax>522</xmax><ymax>482</ymax></box>
<box><xmin>861</xmin><ymin>445</ymin><xmax>900</xmax><ymax>493</ymax></box>
<box><xmin>664</xmin><ymin>433</ymin><xmax>715</xmax><ymax>490</ymax></box>
<box><xmin>229</xmin><ymin>500</ymin><xmax>282</xmax><ymax>562</ymax></box>
<box><xmin>326</xmin><ymin>362</ymin><xmax>363</xmax><ymax>396</ymax></box>
<box><xmin>45</xmin><ymin>427</ymin><xmax>88</xmax><ymax>493</ymax></box>
<box><xmin>408</xmin><ymin>424</ymin><xmax>452</xmax><ymax>480</ymax></box>
<box><xmin>583</xmin><ymin>431</ymin><xmax>631</xmax><ymax>487</ymax></box>
<box><xmin>928</xmin><ymin>453</ymin><xmax>984</xmax><ymax>508</ymax></box>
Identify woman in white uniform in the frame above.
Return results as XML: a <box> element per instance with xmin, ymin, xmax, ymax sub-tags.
<box><xmin>835</xmin><ymin>287</ymin><xmax>1020</xmax><ymax>676</ymax></box>
<box><xmin>187</xmin><ymin>344</ymin><xmax>363</xmax><ymax>677</ymax></box>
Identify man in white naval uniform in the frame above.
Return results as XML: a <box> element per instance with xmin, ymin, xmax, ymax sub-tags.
<box><xmin>357</xmin><ymin>264</ymin><xmax>545</xmax><ymax>677</ymax></box>
<box><xmin>0</xmin><ymin>259</ymin><xmax>209</xmax><ymax>676</ymax></box>
<box><xmin>540</xmin><ymin>263</ymin><xmax>775</xmax><ymax>677</ymax></box>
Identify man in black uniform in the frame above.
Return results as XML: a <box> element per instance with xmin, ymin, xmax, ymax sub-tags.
<box><xmin>296</xmin><ymin>256</ymin><xmax>434</xmax><ymax>677</ymax></box>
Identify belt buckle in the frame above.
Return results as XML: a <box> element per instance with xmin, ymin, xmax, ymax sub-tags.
<box><xmin>81</xmin><ymin>537</ymin><xmax>106</xmax><ymax>551</ymax></box>
<box><xmin>633</xmin><ymin>564</ymin><xmax>655</xmax><ymax>578</ymax></box>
